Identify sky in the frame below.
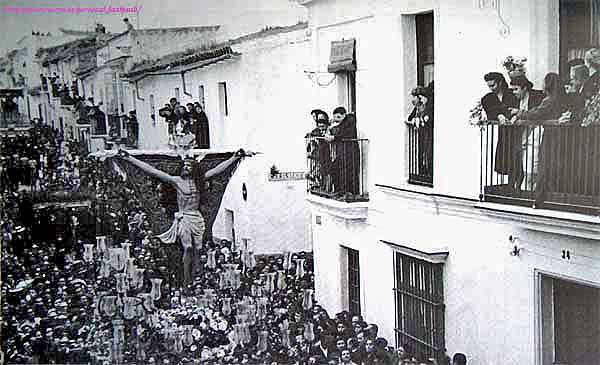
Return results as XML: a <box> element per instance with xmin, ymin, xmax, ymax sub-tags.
<box><xmin>0</xmin><ymin>0</ymin><xmax>307</xmax><ymax>56</ymax></box>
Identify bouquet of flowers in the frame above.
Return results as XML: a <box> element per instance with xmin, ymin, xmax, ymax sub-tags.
<box><xmin>468</xmin><ymin>101</ymin><xmax>487</xmax><ymax>126</ymax></box>
<box><xmin>502</xmin><ymin>56</ymin><xmax>527</xmax><ymax>77</ymax></box>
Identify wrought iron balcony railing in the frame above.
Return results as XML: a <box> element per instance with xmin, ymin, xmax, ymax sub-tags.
<box><xmin>479</xmin><ymin>120</ymin><xmax>599</xmax><ymax>215</ymax></box>
<box><xmin>305</xmin><ymin>137</ymin><xmax>369</xmax><ymax>202</ymax></box>
<box><xmin>407</xmin><ymin>122</ymin><xmax>434</xmax><ymax>187</ymax></box>
<box><xmin>1</xmin><ymin>112</ymin><xmax>28</xmax><ymax>129</ymax></box>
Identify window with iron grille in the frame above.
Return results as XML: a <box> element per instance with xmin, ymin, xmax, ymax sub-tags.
<box><xmin>347</xmin><ymin>247</ymin><xmax>361</xmax><ymax>315</ymax></box>
<box><xmin>393</xmin><ymin>252</ymin><xmax>445</xmax><ymax>361</ymax></box>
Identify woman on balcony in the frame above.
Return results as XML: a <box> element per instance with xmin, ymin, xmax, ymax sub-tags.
<box><xmin>512</xmin><ymin>72</ymin><xmax>567</xmax><ymax>208</ymax></box>
<box><xmin>481</xmin><ymin>72</ymin><xmax>520</xmax><ymax>190</ymax></box>
<box><xmin>508</xmin><ymin>75</ymin><xmax>544</xmax><ymax>191</ymax></box>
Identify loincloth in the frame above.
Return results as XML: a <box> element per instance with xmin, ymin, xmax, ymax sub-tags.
<box><xmin>157</xmin><ymin>211</ymin><xmax>205</xmax><ymax>249</ymax></box>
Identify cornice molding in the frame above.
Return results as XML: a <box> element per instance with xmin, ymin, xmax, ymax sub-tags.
<box><xmin>306</xmin><ymin>194</ymin><xmax>369</xmax><ymax>221</ymax></box>
<box><xmin>376</xmin><ymin>184</ymin><xmax>600</xmax><ymax>241</ymax></box>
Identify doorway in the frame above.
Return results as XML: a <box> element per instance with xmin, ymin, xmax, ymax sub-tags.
<box><xmin>540</xmin><ymin>274</ymin><xmax>600</xmax><ymax>365</ymax></box>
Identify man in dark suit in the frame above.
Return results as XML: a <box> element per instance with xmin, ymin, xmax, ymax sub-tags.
<box><xmin>324</xmin><ymin>107</ymin><xmax>360</xmax><ymax>199</ymax></box>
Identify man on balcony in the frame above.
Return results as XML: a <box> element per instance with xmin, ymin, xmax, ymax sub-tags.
<box><xmin>306</xmin><ymin>111</ymin><xmax>331</xmax><ymax>192</ymax></box>
<box><xmin>324</xmin><ymin>107</ymin><xmax>359</xmax><ymax>199</ymax></box>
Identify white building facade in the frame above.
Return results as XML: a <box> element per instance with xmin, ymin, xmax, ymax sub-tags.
<box><xmin>129</xmin><ymin>23</ymin><xmax>314</xmax><ymax>254</ymax></box>
<box><xmin>302</xmin><ymin>0</ymin><xmax>600</xmax><ymax>364</ymax></box>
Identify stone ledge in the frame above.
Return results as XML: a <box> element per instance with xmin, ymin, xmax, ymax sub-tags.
<box><xmin>306</xmin><ymin>193</ymin><xmax>369</xmax><ymax>220</ymax></box>
<box><xmin>376</xmin><ymin>184</ymin><xmax>600</xmax><ymax>241</ymax></box>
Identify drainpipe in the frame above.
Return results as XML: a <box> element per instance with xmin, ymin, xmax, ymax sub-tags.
<box><xmin>181</xmin><ymin>72</ymin><xmax>192</xmax><ymax>98</ymax></box>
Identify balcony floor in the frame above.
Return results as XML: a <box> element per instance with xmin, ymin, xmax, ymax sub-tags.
<box><xmin>484</xmin><ymin>184</ymin><xmax>599</xmax><ymax>216</ymax></box>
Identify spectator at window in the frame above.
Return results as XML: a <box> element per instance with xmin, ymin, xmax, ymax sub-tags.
<box><xmin>406</xmin><ymin>85</ymin><xmax>434</xmax><ymax>178</ymax></box>
<box><xmin>194</xmin><ymin>102</ymin><xmax>210</xmax><ymax>149</ymax></box>
<box><xmin>481</xmin><ymin>72</ymin><xmax>520</xmax><ymax>189</ymax></box>
<box><xmin>306</xmin><ymin>111</ymin><xmax>331</xmax><ymax>191</ymax></box>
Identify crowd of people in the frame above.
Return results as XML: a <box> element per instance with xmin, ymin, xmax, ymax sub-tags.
<box><xmin>481</xmin><ymin>48</ymin><xmax>600</xmax><ymax>208</ymax></box>
<box><xmin>1</xmin><ymin>125</ymin><xmax>468</xmax><ymax>365</ymax></box>
<box><xmin>305</xmin><ymin>106</ymin><xmax>362</xmax><ymax>200</ymax></box>
<box><xmin>159</xmin><ymin>97</ymin><xmax>211</xmax><ymax>149</ymax></box>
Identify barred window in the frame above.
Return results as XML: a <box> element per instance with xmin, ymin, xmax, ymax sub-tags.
<box><xmin>346</xmin><ymin>247</ymin><xmax>361</xmax><ymax>315</ymax></box>
<box><xmin>393</xmin><ymin>252</ymin><xmax>445</xmax><ymax>361</ymax></box>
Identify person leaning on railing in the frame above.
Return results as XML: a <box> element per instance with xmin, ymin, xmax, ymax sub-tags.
<box><xmin>481</xmin><ymin>72</ymin><xmax>521</xmax><ymax>189</ymax></box>
<box><xmin>508</xmin><ymin>75</ymin><xmax>544</xmax><ymax>191</ymax></box>
<box><xmin>509</xmin><ymin>73</ymin><xmax>567</xmax><ymax>208</ymax></box>
<box><xmin>305</xmin><ymin>111</ymin><xmax>332</xmax><ymax>190</ymax></box>
<box><xmin>324</xmin><ymin>107</ymin><xmax>360</xmax><ymax>197</ymax></box>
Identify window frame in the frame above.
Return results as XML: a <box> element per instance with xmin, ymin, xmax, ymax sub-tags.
<box><xmin>393</xmin><ymin>251</ymin><xmax>445</xmax><ymax>361</ymax></box>
<box><xmin>218</xmin><ymin>82</ymin><xmax>228</xmax><ymax>116</ymax></box>
<box><xmin>346</xmin><ymin>247</ymin><xmax>361</xmax><ymax>315</ymax></box>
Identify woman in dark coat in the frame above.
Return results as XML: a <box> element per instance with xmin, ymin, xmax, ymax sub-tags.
<box><xmin>515</xmin><ymin>72</ymin><xmax>567</xmax><ymax>208</ymax></box>
<box><xmin>481</xmin><ymin>72</ymin><xmax>520</xmax><ymax>189</ymax></box>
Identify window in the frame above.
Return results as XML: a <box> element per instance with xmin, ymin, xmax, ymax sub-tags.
<box><xmin>559</xmin><ymin>0</ymin><xmax>600</xmax><ymax>75</ymax></box>
<box><xmin>346</xmin><ymin>247</ymin><xmax>361</xmax><ymax>315</ymax></box>
<box><xmin>218</xmin><ymin>82</ymin><xmax>228</xmax><ymax>116</ymax></box>
<box><xmin>175</xmin><ymin>87</ymin><xmax>180</xmax><ymax>103</ymax></box>
<box><xmin>336</xmin><ymin>71</ymin><xmax>356</xmax><ymax>113</ymax></box>
<box><xmin>416</xmin><ymin>13</ymin><xmax>434</xmax><ymax>87</ymax></box>
<box><xmin>198</xmin><ymin>85</ymin><xmax>205</xmax><ymax>110</ymax></box>
<box><xmin>119</xmin><ymin>78</ymin><xmax>126</xmax><ymax>113</ymax></box>
<box><xmin>132</xmin><ymin>89</ymin><xmax>136</xmax><ymax>110</ymax></box>
<box><xmin>407</xmin><ymin>12</ymin><xmax>435</xmax><ymax>187</ymax></box>
<box><xmin>393</xmin><ymin>252</ymin><xmax>445</xmax><ymax>361</ymax></box>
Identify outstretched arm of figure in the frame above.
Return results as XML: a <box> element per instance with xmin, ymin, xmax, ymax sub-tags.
<box><xmin>204</xmin><ymin>149</ymin><xmax>245</xmax><ymax>180</ymax></box>
<box><xmin>116</xmin><ymin>149</ymin><xmax>177</xmax><ymax>185</ymax></box>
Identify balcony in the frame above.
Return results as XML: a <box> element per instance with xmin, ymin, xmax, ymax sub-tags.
<box><xmin>1</xmin><ymin>111</ymin><xmax>28</xmax><ymax>129</ymax></box>
<box><xmin>407</xmin><ymin>123</ymin><xmax>434</xmax><ymax>187</ymax></box>
<box><xmin>480</xmin><ymin>120</ymin><xmax>599</xmax><ymax>215</ymax></box>
<box><xmin>305</xmin><ymin>137</ymin><xmax>369</xmax><ymax>202</ymax></box>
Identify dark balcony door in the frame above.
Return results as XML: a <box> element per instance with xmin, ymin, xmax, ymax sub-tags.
<box><xmin>559</xmin><ymin>0</ymin><xmax>600</xmax><ymax>76</ymax></box>
<box><xmin>408</xmin><ymin>12</ymin><xmax>435</xmax><ymax>187</ymax></box>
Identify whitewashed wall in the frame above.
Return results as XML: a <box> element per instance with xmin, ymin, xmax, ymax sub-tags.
<box><xmin>305</xmin><ymin>0</ymin><xmax>598</xmax><ymax>363</ymax></box>
<box><xmin>135</xmin><ymin>27</ymin><xmax>314</xmax><ymax>253</ymax></box>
